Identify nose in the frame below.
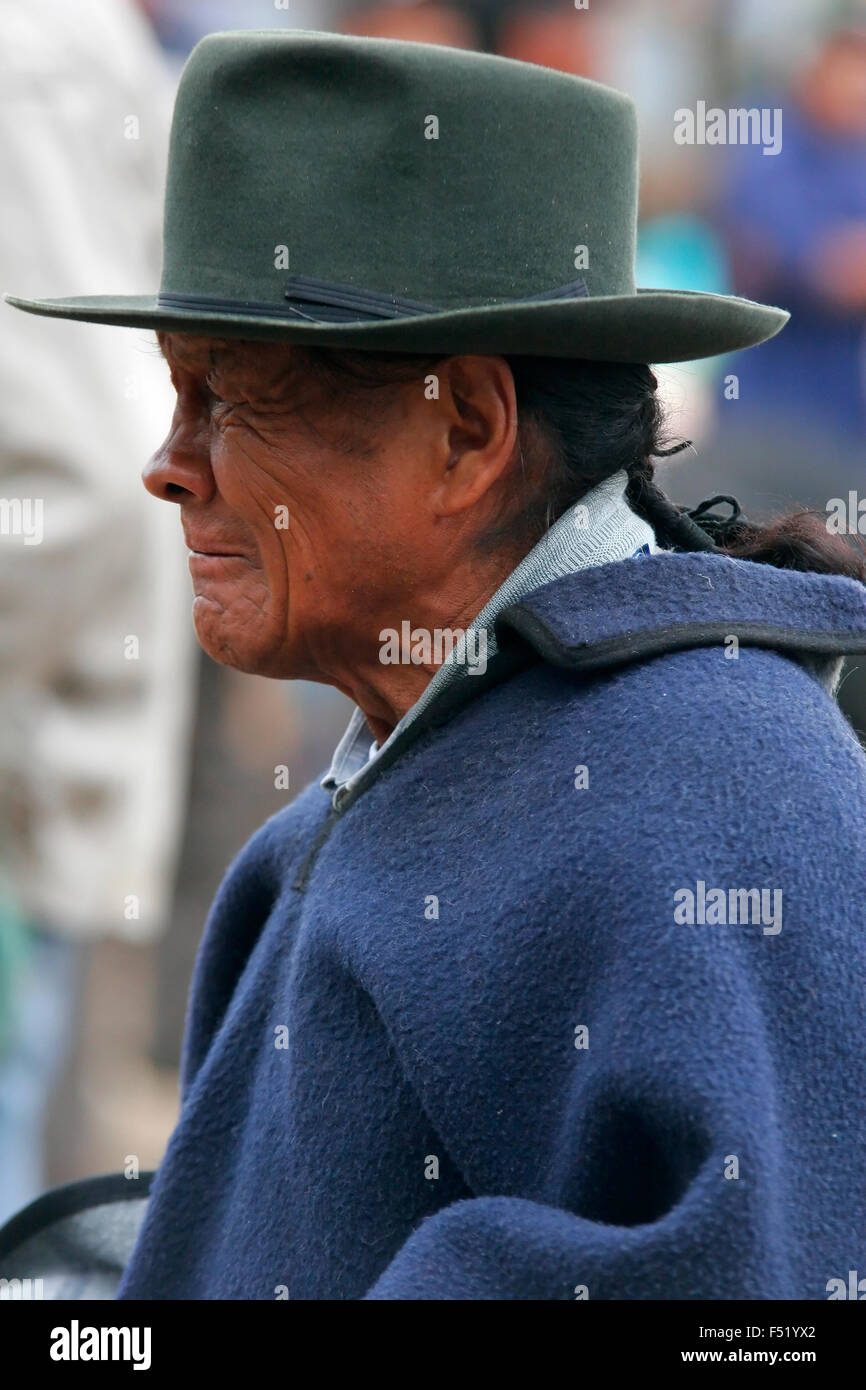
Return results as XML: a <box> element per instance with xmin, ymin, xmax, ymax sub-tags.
<box><xmin>142</xmin><ymin>396</ymin><xmax>216</xmax><ymax>504</ymax></box>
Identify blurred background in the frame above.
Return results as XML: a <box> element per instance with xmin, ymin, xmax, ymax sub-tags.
<box><xmin>0</xmin><ymin>0</ymin><xmax>864</xmax><ymax>1220</ymax></box>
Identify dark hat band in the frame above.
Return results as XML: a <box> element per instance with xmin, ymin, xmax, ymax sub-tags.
<box><xmin>156</xmin><ymin>275</ymin><xmax>589</xmax><ymax>325</ymax></box>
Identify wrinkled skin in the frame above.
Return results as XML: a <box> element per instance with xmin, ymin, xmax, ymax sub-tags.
<box><xmin>144</xmin><ymin>335</ymin><xmax>525</xmax><ymax>742</ymax></box>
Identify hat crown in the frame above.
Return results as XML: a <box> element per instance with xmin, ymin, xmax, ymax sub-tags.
<box><xmin>160</xmin><ymin>30</ymin><xmax>639</xmax><ymax>311</ymax></box>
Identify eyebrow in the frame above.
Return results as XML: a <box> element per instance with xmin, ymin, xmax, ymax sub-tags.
<box><xmin>157</xmin><ymin>335</ymin><xmax>309</xmax><ymax>406</ymax></box>
<box><xmin>157</xmin><ymin>334</ymin><xmax>236</xmax><ymax>373</ymax></box>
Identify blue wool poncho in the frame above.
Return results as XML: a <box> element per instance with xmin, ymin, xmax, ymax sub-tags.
<box><xmin>117</xmin><ymin>551</ymin><xmax>866</xmax><ymax>1300</ymax></box>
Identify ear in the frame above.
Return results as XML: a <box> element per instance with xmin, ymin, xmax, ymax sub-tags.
<box><xmin>431</xmin><ymin>356</ymin><xmax>519</xmax><ymax>517</ymax></box>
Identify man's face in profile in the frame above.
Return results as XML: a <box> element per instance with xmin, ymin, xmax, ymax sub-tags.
<box><xmin>145</xmin><ymin>336</ymin><xmax>521</xmax><ymax>728</ymax></box>
<box><xmin>145</xmin><ymin>334</ymin><xmax>426</xmax><ymax>687</ymax></box>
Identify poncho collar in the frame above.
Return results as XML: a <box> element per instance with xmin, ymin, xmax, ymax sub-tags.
<box><xmin>502</xmin><ymin>548</ymin><xmax>866</xmax><ymax>679</ymax></box>
<box><xmin>317</xmin><ymin>546</ymin><xmax>866</xmax><ymax>830</ymax></box>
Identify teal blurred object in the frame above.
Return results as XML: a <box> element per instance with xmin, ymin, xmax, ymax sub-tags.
<box><xmin>0</xmin><ymin>882</ymin><xmax>30</xmax><ymax>1059</ymax></box>
<box><xmin>636</xmin><ymin>213</ymin><xmax>732</xmax><ymax>378</ymax></box>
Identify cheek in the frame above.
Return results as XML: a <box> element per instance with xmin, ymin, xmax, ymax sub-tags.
<box><xmin>210</xmin><ymin>438</ymin><xmax>291</xmax><ymax>562</ymax></box>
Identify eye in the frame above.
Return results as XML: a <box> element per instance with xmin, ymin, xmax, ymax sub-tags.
<box><xmin>204</xmin><ymin>371</ymin><xmax>246</xmax><ymax>415</ymax></box>
<box><xmin>202</xmin><ymin>379</ymin><xmax>233</xmax><ymax>423</ymax></box>
<box><xmin>204</xmin><ymin>370</ymin><xmax>224</xmax><ymax>402</ymax></box>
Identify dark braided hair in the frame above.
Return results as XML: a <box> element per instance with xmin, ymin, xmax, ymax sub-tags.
<box><xmin>303</xmin><ymin>348</ymin><xmax>866</xmax><ymax>580</ymax></box>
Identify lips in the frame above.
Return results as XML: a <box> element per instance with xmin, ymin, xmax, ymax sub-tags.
<box><xmin>188</xmin><ymin>546</ymin><xmax>246</xmax><ymax>557</ymax></box>
<box><xmin>183</xmin><ymin>530</ymin><xmax>251</xmax><ymax>559</ymax></box>
<box><xmin>187</xmin><ymin>548</ymin><xmax>252</xmax><ymax>582</ymax></box>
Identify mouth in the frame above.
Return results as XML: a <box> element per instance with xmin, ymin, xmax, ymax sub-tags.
<box><xmin>188</xmin><ymin>548</ymin><xmax>247</xmax><ymax>558</ymax></box>
<box><xmin>185</xmin><ymin>539</ymin><xmax>254</xmax><ymax>582</ymax></box>
<box><xmin>187</xmin><ymin>549</ymin><xmax>250</xmax><ymax>573</ymax></box>
<box><xmin>183</xmin><ymin>529</ymin><xmax>252</xmax><ymax>560</ymax></box>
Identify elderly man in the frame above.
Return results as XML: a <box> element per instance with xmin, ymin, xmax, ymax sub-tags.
<box><xmin>6</xmin><ymin>31</ymin><xmax>866</xmax><ymax>1302</ymax></box>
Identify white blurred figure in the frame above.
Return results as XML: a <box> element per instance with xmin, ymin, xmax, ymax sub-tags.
<box><xmin>0</xmin><ymin>0</ymin><xmax>195</xmax><ymax>1221</ymax></box>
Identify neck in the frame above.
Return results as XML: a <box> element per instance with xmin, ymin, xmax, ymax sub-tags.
<box><xmin>295</xmin><ymin>533</ymin><xmax>518</xmax><ymax>742</ymax></box>
<box><xmin>326</xmin><ymin>575</ymin><xmax>511</xmax><ymax>744</ymax></box>
<box><xmin>311</xmin><ymin>469</ymin><xmax>651</xmax><ymax>744</ymax></box>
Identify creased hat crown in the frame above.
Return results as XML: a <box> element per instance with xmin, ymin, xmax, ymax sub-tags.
<box><xmin>161</xmin><ymin>30</ymin><xmax>638</xmax><ymax>310</ymax></box>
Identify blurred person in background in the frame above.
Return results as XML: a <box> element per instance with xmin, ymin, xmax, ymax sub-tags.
<box><xmin>341</xmin><ymin>1</ymin><xmax>479</xmax><ymax>47</ymax></box>
<box><xmin>716</xmin><ymin>16</ymin><xmax>866</xmax><ymax>438</ymax></box>
<box><xmin>0</xmin><ymin>0</ymin><xmax>195</xmax><ymax>1222</ymax></box>
<box><xmin>496</xmin><ymin>0</ymin><xmax>598</xmax><ymax>75</ymax></box>
<box><xmin>659</xmin><ymin>9</ymin><xmax>866</xmax><ymax>739</ymax></box>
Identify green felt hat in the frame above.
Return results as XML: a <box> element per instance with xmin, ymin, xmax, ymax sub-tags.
<box><xmin>5</xmin><ymin>30</ymin><xmax>788</xmax><ymax>363</ymax></box>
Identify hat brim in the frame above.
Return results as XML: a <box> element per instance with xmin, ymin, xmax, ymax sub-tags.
<box><xmin>3</xmin><ymin>287</ymin><xmax>787</xmax><ymax>364</ymax></box>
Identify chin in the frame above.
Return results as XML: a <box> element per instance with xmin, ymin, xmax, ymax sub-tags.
<box><xmin>192</xmin><ymin>603</ymin><xmax>289</xmax><ymax>678</ymax></box>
